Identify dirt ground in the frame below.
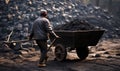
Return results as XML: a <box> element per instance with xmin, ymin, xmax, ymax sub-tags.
<box><xmin>0</xmin><ymin>39</ymin><xmax>120</xmax><ymax>71</ymax></box>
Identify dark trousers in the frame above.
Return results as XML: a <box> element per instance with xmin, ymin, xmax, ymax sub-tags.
<box><xmin>36</xmin><ymin>40</ymin><xmax>48</xmax><ymax>64</ymax></box>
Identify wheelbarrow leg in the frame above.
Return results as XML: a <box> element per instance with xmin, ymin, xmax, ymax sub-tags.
<box><xmin>47</xmin><ymin>38</ymin><xmax>57</xmax><ymax>51</ymax></box>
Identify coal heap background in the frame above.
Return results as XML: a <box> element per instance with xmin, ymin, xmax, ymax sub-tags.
<box><xmin>0</xmin><ymin>0</ymin><xmax>120</xmax><ymax>40</ymax></box>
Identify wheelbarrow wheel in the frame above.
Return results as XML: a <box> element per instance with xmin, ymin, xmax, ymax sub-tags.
<box><xmin>55</xmin><ymin>44</ymin><xmax>67</xmax><ymax>61</ymax></box>
<box><xmin>76</xmin><ymin>46</ymin><xmax>89</xmax><ymax>60</ymax></box>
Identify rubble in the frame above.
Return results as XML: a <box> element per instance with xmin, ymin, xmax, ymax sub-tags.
<box><xmin>0</xmin><ymin>0</ymin><xmax>120</xmax><ymax>40</ymax></box>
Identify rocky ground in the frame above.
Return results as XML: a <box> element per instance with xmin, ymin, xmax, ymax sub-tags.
<box><xmin>0</xmin><ymin>39</ymin><xmax>120</xmax><ymax>71</ymax></box>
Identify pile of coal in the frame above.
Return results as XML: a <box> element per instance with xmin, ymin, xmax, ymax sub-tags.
<box><xmin>54</xmin><ymin>19</ymin><xmax>98</xmax><ymax>31</ymax></box>
<box><xmin>0</xmin><ymin>0</ymin><xmax>120</xmax><ymax>40</ymax></box>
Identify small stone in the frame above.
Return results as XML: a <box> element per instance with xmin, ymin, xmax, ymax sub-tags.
<box><xmin>29</xmin><ymin>48</ymin><xmax>35</xmax><ymax>52</ymax></box>
<box><xmin>103</xmin><ymin>51</ymin><xmax>109</xmax><ymax>54</ymax></box>
<box><xmin>106</xmin><ymin>55</ymin><xmax>112</xmax><ymax>58</ymax></box>
<box><xmin>8</xmin><ymin>14</ymin><xmax>12</xmax><ymax>19</ymax></box>
<box><xmin>5</xmin><ymin>0</ymin><xmax>10</xmax><ymax>4</ymax></box>
<box><xmin>18</xmin><ymin>15</ymin><xmax>22</xmax><ymax>19</ymax></box>
<box><xmin>28</xmin><ymin>1</ymin><xmax>32</xmax><ymax>5</ymax></box>
<box><xmin>94</xmin><ymin>54</ymin><xmax>101</xmax><ymax>57</ymax></box>
<box><xmin>116</xmin><ymin>53</ymin><xmax>120</xmax><ymax>56</ymax></box>
<box><xmin>15</xmin><ymin>5</ymin><xmax>18</xmax><ymax>10</ymax></box>
<box><xmin>19</xmin><ymin>50</ymin><xmax>28</xmax><ymax>55</ymax></box>
<box><xmin>11</xmin><ymin>54</ymin><xmax>24</xmax><ymax>60</ymax></box>
<box><xmin>97</xmin><ymin>48</ymin><xmax>105</xmax><ymax>51</ymax></box>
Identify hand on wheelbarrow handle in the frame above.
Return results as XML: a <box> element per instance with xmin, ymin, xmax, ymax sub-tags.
<box><xmin>47</xmin><ymin>38</ymin><xmax>58</xmax><ymax>51</ymax></box>
<box><xmin>55</xmin><ymin>35</ymin><xmax>60</xmax><ymax>38</ymax></box>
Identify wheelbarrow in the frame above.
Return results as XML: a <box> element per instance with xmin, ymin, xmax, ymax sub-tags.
<box><xmin>50</xmin><ymin>30</ymin><xmax>105</xmax><ymax>61</ymax></box>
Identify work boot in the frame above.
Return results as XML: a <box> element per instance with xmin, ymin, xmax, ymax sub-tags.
<box><xmin>45</xmin><ymin>56</ymin><xmax>48</xmax><ymax>63</ymax></box>
<box><xmin>42</xmin><ymin>56</ymin><xmax>48</xmax><ymax>64</ymax></box>
<box><xmin>38</xmin><ymin>56</ymin><xmax>48</xmax><ymax>67</ymax></box>
<box><xmin>38</xmin><ymin>63</ymin><xmax>46</xmax><ymax>67</ymax></box>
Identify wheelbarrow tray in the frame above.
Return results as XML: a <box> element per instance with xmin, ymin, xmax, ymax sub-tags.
<box><xmin>52</xmin><ymin>30</ymin><xmax>105</xmax><ymax>48</ymax></box>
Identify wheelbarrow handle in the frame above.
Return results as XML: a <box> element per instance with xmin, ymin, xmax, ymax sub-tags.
<box><xmin>47</xmin><ymin>38</ymin><xmax>57</xmax><ymax>51</ymax></box>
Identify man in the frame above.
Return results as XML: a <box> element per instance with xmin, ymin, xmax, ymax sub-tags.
<box><xmin>29</xmin><ymin>9</ymin><xmax>58</xmax><ymax>67</ymax></box>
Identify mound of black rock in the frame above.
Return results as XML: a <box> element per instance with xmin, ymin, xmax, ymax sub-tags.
<box><xmin>54</xmin><ymin>19</ymin><xmax>97</xmax><ymax>31</ymax></box>
<box><xmin>0</xmin><ymin>0</ymin><xmax>120</xmax><ymax>40</ymax></box>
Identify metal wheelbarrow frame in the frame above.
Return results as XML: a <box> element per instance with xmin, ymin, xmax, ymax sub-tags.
<box><xmin>50</xmin><ymin>30</ymin><xmax>105</xmax><ymax>61</ymax></box>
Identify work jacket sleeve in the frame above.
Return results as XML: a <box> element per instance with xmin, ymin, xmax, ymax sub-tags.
<box><xmin>45</xmin><ymin>19</ymin><xmax>57</xmax><ymax>38</ymax></box>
